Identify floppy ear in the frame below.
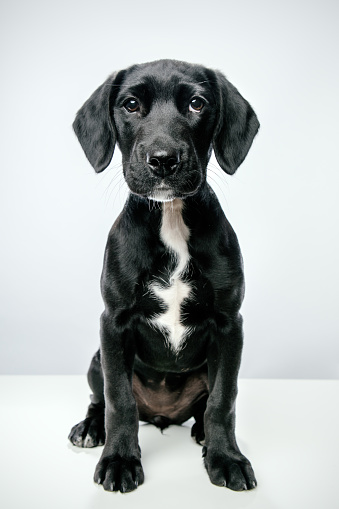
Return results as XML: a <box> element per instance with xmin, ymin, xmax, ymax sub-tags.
<box><xmin>73</xmin><ymin>70</ymin><xmax>125</xmax><ymax>173</ymax></box>
<box><xmin>212</xmin><ymin>71</ymin><xmax>260</xmax><ymax>175</ymax></box>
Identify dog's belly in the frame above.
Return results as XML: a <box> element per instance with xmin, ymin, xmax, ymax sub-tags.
<box><xmin>148</xmin><ymin>199</ymin><xmax>193</xmax><ymax>352</ymax></box>
<box><xmin>132</xmin><ymin>368</ymin><xmax>208</xmax><ymax>425</ymax></box>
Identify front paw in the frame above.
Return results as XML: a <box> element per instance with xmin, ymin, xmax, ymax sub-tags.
<box><xmin>203</xmin><ymin>447</ymin><xmax>257</xmax><ymax>491</ymax></box>
<box><xmin>94</xmin><ymin>454</ymin><xmax>144</xmax><ymax>493</ymax></box>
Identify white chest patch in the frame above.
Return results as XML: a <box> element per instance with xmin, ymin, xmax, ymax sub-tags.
<box><xmin>149</xmin><ymin>199</ymin><xmax>193</xmax><ymax>352</ymax></box>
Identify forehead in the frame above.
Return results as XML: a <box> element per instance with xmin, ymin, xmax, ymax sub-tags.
<box><xmin>117</xmin><ymin>60</ymin><xmax>214</xmax><ymax>100</ymax></box>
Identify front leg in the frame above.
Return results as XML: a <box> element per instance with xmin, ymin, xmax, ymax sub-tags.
<box><xmin>203</xmin><ymin>314</ymin><xmax>257</xmax><ymax>491</ymax></box>
<box><xmin>94</xmin><ymin>312</ymin><xmax>144</xmax><ymax>493</ymax></box>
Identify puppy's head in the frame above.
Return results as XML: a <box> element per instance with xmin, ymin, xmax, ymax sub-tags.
<box><xmin>73</xmin><ymin>59</ymin><xmax>259</xmax><ymax>201</ymax></box>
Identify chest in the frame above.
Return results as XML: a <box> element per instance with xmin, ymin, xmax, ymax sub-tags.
<box><xmin>147</xmin><ymin>199</ymin><xmax>193</xmax><ymax>352</ymax></box>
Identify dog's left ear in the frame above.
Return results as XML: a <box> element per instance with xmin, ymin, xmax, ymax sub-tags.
<box><xmin>73</xmin><ymin>70</ymin><xmax>125</xmax><ymax>173</ymax></box>
<box><xmin>212</xmin><ymin>71</ymin><xmax>260</xmax><ymax>175</ymax></box>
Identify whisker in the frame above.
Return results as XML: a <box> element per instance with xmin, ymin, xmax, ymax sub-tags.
<box><xmin>105</xmin><ymin>174</ymin><xmax>127</xmax><ymax>207</ymax></box>
<box><xmin>207</xmin><ymin>164</ymin><xmax>229</xmax><ymax>206</ymax></box>
<box><xmin>100</xmin><ymin>168</ymin><xmax>122</xmax><ymax>201</ymax></box>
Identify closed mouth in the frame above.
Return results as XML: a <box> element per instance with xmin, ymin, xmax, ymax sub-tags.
<box><xmin>148</xmin><ymin>186</ymin><xmax>174</xmax><ymax>203</ymax></box>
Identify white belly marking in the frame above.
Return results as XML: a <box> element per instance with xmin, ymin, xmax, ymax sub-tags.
<box><xmin>149</xmin><ymin>199</ymin><xmax>192</xmax><ymax>352</ymax></box>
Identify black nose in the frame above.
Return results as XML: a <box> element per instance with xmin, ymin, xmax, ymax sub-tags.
<box><xmin>146</xmin><ymin>151</ymin><xmax>180</xmax><ymax>177</ymax></box>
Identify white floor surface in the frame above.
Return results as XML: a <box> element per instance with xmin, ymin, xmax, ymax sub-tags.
<box><xmin>0</xmin><ymin>376</ymin><xmax>338</xmax><ymax>509</ymax></box>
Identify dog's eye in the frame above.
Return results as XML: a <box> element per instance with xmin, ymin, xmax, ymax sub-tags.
<box><xmin>124</xmin><ymin>98</ymin><xmax>140</xmax><ymax>113</ymax></box>
<box><xmin>189</xmin><ymin>97</ymin><xmax>205</xmax><ymax>112</ymax></box>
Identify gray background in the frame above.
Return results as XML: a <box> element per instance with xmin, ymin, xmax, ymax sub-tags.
<box><xmin>1</xmin><ymin>0</ymin><xmax>338</xmax><ymax>378</ymax></box>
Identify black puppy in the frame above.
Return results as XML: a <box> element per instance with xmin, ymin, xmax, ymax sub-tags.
<box><xmin>69</xmin><ymin>59</ymin><xmax>259</xmax><ymax>493</ymax></box>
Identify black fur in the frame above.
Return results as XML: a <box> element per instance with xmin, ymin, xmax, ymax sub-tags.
<box><xmin>68</xmin><ymin>59</ymin><xmax>259</xmax><ymax>493</ymax></box>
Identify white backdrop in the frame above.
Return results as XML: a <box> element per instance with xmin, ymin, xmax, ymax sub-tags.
<box><xmin>1</xmin><ymin>0</ymin><xmax>338</xmax><ymax>377</ymax></box>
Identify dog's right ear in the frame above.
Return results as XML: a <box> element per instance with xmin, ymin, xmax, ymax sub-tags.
<box><xmin>73</xmin><ymin>71</ymin><xmax>125</xmax><ymax>173</ymax></box>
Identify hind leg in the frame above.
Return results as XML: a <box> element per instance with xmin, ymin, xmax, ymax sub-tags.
<box><xmin>191</xmin><ymin>394</ymin><xmax>208</xmax><ymax>445</ymax></box>
<box><xmin>68</xmin><ymin>350</ymin><xmax>106</xmax><ymax>448</ymax></box>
